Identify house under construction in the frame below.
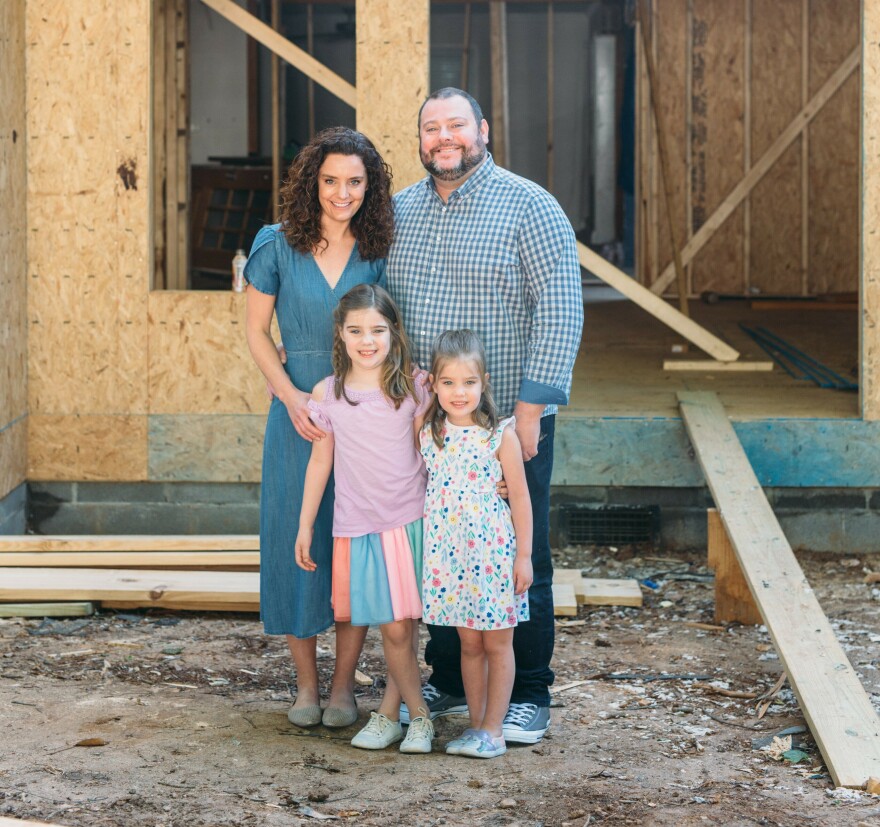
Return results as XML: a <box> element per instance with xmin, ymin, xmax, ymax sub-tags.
<box><xmin>1</xmin><ymin>0</ymin><xmax>879</xmax><ymax>552</ymax></box>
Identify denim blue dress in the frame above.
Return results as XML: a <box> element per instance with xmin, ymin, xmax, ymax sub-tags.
<box><xmin>245</xmin><ymin>224</ymin><xmax>386</xmax><ymax>637</ymax></box>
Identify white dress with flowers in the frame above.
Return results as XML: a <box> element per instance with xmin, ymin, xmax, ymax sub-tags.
<box><xmin>420</xmin><ymin>417</ymin><xmax>529</xmax><ymax>630</ymax></box>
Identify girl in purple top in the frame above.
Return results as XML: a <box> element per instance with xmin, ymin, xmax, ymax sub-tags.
<box><xmin>295</xmin><ymin>284</ymin><xmax>435</xmax><ymax>754</ymax></box>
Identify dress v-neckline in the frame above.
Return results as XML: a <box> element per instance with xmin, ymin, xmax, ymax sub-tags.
<box><xmin>312</xmin><ymin>241</ymin><xmax>358</xmax><ymax>292</ymax></box>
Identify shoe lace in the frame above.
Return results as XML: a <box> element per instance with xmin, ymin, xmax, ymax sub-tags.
<box><xmin>421</xmin><ymin>683</ymin><xmax>442</xmax><ymax>703</ymax></box>
<box><xmin>503</xmin><ymin>702</ymin><xmax>537</xmax><ymax>726</ymax></box>
<box><xmin>362</xmin><ymin>712</ymin><xmax>390</xmax><ymax>735</ymax></box>
<box><xmin>407</xmin><ymin>715</ymin><xmax>434</xmax><ymax>739</ymax></box>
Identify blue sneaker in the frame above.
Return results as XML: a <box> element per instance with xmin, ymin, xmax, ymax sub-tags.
<box><xmin>502</xmin><ymin>703</ymin><xmax>550</xmax><ymax>744</ymax></box>
<box><xmin>444</xmin><ymin>728</ymin><xmax>481</xmax><ymax>756</ymax></box>
<box><xmin>400</xmin><ymin>683</ymin><xmax>468</xmax><ymax>725</ymax></box>
<box><xmin>458</xmin><ymin>730</ymin><xmax>507</xmax><ymax>759</ymax></box>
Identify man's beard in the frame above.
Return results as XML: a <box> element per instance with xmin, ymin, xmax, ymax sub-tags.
<box><xmin>421</xmin><ymin>137</ymin><xmax>487</xmax><ymax>181</ymax></box>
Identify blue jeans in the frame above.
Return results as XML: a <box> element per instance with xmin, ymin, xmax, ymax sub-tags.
<box><xmin>424</xmin><ymin>415</ymin><xmax>556</xmax><ymax>706</ymax></box>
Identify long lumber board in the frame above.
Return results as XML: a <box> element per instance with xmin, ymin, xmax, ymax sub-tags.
<box><xmin>678</xmin><ymin>391</ymin><xmax>880</xmax><ymax>788</ymax></box>
<box><xmin>0</xmin><ymin>551</ymin><xmax>260</xmax><ymax>568</ymax></box>
<box><xmin>0</xmin><ymin>535</ymin><xmax>260</xmax><ymax>552</ymax></box>
<box><xmin>0</xmin><ymin>568</ymin><xmax>260</xmax><ymax>608</ymax></box>
<box><xmin>577</xmin><ymin>242</ymin><xmax>739</xmax><ymax>362</ymax></box>
<box><xmin>0</xmin><ymin>602</ymin><xmax>95</xmax><ymax>618</ymax></box>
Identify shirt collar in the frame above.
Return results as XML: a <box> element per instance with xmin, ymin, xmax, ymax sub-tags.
<box><xmin>422</xmin><ymin>152</ymin><xmax>496</xmax><ymax>203</ymax></box>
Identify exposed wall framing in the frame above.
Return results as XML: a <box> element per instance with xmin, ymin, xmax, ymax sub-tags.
<box><xmin>639</xmin><ymin>0</ymin><xmax>860</xmax><ymax>297</ymax></box>
<box><xmin>0</xmin><ymin>0</ymin><xmax>28</xmax><ymax>501</ymax></box>
<box><xmin>152</xmin><ymin>0</ymin><xmax>190</xmax><ymax>291</ymax></box>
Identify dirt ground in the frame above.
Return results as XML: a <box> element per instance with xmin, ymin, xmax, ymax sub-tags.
<box><xmin>2</xmin><ymin>546</ymin><xmax>880</xmax><ymax>827</ymax></box>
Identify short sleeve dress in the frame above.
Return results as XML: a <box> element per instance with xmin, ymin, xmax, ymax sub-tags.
<box><xmin>244</xmin><ymin>224</ymin><xmax>385</xmax><ymax>638</ymax></box>
<box><xmin>307</xmin><ymin>375</ymin><xmax>431</xmax><ymax>628</ymax></box>
<box><xmin>420</xmin><ymin>417</ymin><xmax>529</xmax><ymax>630</ymax></box>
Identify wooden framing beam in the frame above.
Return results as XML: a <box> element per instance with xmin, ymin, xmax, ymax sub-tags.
<box><xmin>271</xmin><ymin>0</ymin><xmax>282</xmax><ymax>222</ymax></box>
<box><xmin>152</xmin><ymin>0</ymin><xmax>190</xmax><ymax>290</ymax></box>
<box><xmin>197</xmin><ymin>0</ymin><xmax>357</xmax><ymax>108</ymax></box>
<box><xmin>663</xmin><ymin>359</ymin><xmax>773</xmax><ymax>372</ymax></box>
<box><xmin>577</xmin><ymin>242</ymin><xmax>740</xmax><ymax>361</ymax></box>
<box><xmin>706</xmin><ymin>508</ymin><xmax>761</xmax><ymax>625</ymax></box>
<box><xmin>863</xmin><ymin>3</ymin><xmax>880</xmax><ymax>420</ymax></box>
<box><xmin>651</xmin><ymin>46</ymin><xmax>860</xmax><ymax>296</ymax></box>
<box><xmin>637</xmin><ymin>0</ymin><xmax>689</xmax><ymax>314</ymax></box>
<box><xmin>489</xmin><ymin>1</ymin><xmax>510</xmax><ymax>168</ymax></box>
<box><xmin>678</xmin><ymin>390</ymin><xmax>880</xmax><ymax>789</ymax></box>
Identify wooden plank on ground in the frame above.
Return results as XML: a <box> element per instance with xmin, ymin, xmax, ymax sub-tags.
<box><xmin>0</xmin><ymin>602</ymin><xmax>95</xmax><ymax>618</ymax></box>
<box><xmin>100</xmin><ymin>600</ymin><xmax>259</xmax><ymax>613</ymax></box>
<box><xmin>678</xmin><ymin>390</ymin><xmax>880</xmax><ymax>788</ymax></box>
<box><xmin>552</xmin><ymin>583</ymin><xmax>578</xmax><ymax>617</ymax></box>
<box><xmin>0</xmin><ymin>551</ymin><xmax>259</xmax><ymax>568</ymax></box>
<box><xmin>0</xmin><ymin>535</ymin><xmax>259</xmax><ymax>552</ymax></box>
<box><xmin>0</xmin><ymin>569</ymin><xmax>259</xmax><ymax>608</ymax></box>
<box><xmin>580</xmin><ymin>579</ymin><xmax>643</xmax><ymax>607</ymax></box>
<box><xmin>553</xmin><ymin>569</ymin><xmax>643</xmax><ymax>608</ymax></box>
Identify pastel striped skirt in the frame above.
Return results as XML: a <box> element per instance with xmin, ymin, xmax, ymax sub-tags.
<box><xmin>332</xmin><ymin>519</ymin><xmax>423</xmax><ymax>627</ymax></box>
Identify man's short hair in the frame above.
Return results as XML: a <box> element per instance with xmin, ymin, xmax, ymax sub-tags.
<box><xmin>418</xmin><ymin>87</ymin><xmax>484</xmax><ymax>129</ymax></box>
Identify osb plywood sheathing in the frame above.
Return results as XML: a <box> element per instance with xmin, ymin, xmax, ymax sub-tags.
<box><xmin>0</xmin><ymin>0</ymin><xmax>28</xmax><ymax>499</ymax></box>
<box><xmin>355</xmin><ymin>0</ymin><xmax>428</xmax><ymax>190</ymax></box>
<box><xmin>26</xmin><ymin>1</ymin><xmax>150</xmax><ymax>481</ymax></box>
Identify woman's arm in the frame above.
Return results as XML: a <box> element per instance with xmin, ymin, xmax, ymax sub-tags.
<box><xmin>498</xmin><ymin>427</ymin><xmax>534</xmax><ymax>595</ymax></box>
<box><xmin>245</xmin><ymin>286</ymin><xmax>326</xmax><ymax>442</ymax></box>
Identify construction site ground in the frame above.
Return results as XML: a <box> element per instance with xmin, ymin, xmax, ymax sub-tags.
<box><xmin>2</xmin><ymin>546</ymin><xmax>880</xmax><ymax>827</ymax></box>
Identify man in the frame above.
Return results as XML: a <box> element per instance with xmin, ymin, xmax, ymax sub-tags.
<box><xmin>387</xmin><ymin>88</ymin><xmax>583</xmax><ymax>744</ymax></box>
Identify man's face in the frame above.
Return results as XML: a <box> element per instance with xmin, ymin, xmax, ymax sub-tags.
<box><xmin>419</xmin><ymin>96</ymin><xmax>489</xmax><ymax>183</ymax></box>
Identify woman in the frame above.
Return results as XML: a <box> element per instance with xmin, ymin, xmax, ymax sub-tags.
<box><xmin>245</xmin><ymin>127</ymin><xmax>394</xmax><ymax>728</ymax></box>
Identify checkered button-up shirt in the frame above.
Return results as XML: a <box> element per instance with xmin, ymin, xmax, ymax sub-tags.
<box><xmin>387</xmin><ymin>154</ymin><xmax>584</xmax><ymax>418</ymax></box>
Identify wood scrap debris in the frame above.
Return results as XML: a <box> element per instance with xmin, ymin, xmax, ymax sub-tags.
<box><xmin>552</xmin><ymin>569</ymin><xmax>643</xmax><ymax>610</ymax></box>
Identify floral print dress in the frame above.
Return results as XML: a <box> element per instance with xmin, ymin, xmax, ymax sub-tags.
<box><xmin>420</xmin><ymin>417</ymin><xmax>529</xmax><ymax>630</ymax></box>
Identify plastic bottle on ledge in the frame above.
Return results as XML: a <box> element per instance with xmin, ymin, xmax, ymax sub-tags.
<box><xmin>232</xmin><ymin>249</ymin><xmax>248</xmax><ymax>293</ymax></box>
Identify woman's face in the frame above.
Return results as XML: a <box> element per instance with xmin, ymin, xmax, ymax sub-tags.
<box><xmin>317</xmin><ymin>153</ymin><xmax>368</xmax><ymax>228</ymax></box>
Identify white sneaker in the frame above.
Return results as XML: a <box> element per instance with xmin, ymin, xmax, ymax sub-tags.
<box><xmin>399</xmin><ymin>712</ymin><xmax>434</xmax><ymax>754</ymax></box>
<box><xmin>351</xmin><ymin>712</ymin><xmax>403</xmax><ymax>750</ymax></box>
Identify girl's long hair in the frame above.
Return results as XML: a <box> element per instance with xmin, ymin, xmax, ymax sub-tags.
<box><xmin>279</xmin><ymin>127</ymin><xmax>394</xmax><ymax>261</ymax></box>
<box><xmin>426</xmin><ymin>329</ymin><xmax>499</xmax><ymax>448</ymax></box>
<box><xmin>331</xmin><ymin>284</ymin><xmax>416</xmax><ymax>408</ymax></box>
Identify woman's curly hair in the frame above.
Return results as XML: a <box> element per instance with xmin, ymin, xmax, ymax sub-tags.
<box><xmin>278</xmin><ymin>127</ymin><xmax>394</xmax><ymax>261</ymax></box>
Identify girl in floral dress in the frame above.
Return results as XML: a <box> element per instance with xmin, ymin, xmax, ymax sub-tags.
<box><xmin>420</xmin><ymin>329</ymin><xmax>533</xmax><ymax>758</ymax></box>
